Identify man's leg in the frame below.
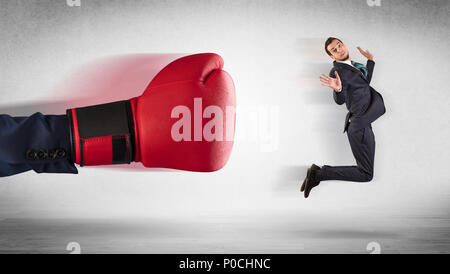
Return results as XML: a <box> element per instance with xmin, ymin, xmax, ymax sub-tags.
<box><xmin>319</xmin><ymin>125</ymin><xmax>375</xmax><ymax>182</ymax></box>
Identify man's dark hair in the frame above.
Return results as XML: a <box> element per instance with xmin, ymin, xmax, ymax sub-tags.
<box><xmin>325</xmin><ymin>37</ymin><xmax>342</xmax><ymax>56</ymax></box>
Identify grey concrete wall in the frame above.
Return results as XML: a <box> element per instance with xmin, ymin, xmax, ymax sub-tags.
<box><xmin>0</xmin><ymin>0</ymin><xmax>449</xmax><ymax>253</ymax></box>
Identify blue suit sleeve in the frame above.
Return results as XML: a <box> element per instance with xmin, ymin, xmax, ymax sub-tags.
<box><xmin>366</xmin><ymin>60</ymin><xmax>375</xmax><ymax>84</ymax></box>
<box><xmin>0</xmin><ymin>113</ymin><xmax>78</xmax><ymax>177</ymax></box>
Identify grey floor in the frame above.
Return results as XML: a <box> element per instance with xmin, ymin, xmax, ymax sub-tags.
<box><xmin>1</xmin><ymin>210</ymin><xmax>449</xmax><ymax>254</ymax></box>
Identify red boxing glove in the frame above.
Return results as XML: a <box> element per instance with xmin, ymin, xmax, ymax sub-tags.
<box><xmin>67</xmin><ymin>53</ymin><xmax>236</xmax><ymax>172</ymax></box>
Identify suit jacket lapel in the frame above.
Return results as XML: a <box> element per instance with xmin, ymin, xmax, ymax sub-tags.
<box><xmin>333</xmin><ymin>61</ymin><xmax>368</xmax><ymax>83</ymax></box>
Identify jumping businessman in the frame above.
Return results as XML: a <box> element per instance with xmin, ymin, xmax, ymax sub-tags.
<box><xmin>301</xmin><ymin>37</ymin><xmax>386</xmax><ymax>198</ymax></box>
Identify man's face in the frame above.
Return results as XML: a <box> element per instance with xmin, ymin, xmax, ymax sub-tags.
<box><xmin>327</xmin><ymin>39</ymin><xmax>349</xmax><ymax>61</ymax></box>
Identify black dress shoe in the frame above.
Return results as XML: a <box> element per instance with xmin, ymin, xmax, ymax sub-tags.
<box><xmin>304</xmin><ymin>164</ymin><xmax>321</xmax><ymax>198</ymax></box>
<box><xmin>300</xmin><ymin>168</ymin><xmax>310</xmax><ymax>192</ymax></box>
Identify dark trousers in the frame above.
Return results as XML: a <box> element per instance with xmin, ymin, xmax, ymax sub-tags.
<box><xmin>320</xmin><ymin>124</ymin><xmax>375</xmax><ymax>182</ymax></box>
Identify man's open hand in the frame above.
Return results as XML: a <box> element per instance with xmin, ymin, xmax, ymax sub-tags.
<box><xmin>320</xmin><ymin>71</ymin><xmax>342</xmax><ymax>92</ymax></box>
<box><xmin>357</xmin><ymin>46</ymin><xmax>374</xmax><ymax>61</ymax></box>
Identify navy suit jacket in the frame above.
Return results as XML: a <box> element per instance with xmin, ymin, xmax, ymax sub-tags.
<box><xmin>330</xmin><ymin>60</ymin><xmax>386</xmax><ymax>132</ymax></box>
<box><xmin>0</xmin><ymin>113</ymin><xmax>78</xmax><ymax>177</ymax></box>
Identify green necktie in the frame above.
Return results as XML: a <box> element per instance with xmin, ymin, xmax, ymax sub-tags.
<box><xmin>351</xmin><ymin>61</ymin><xmax>368</xmax><ymax>79</ymax></box>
